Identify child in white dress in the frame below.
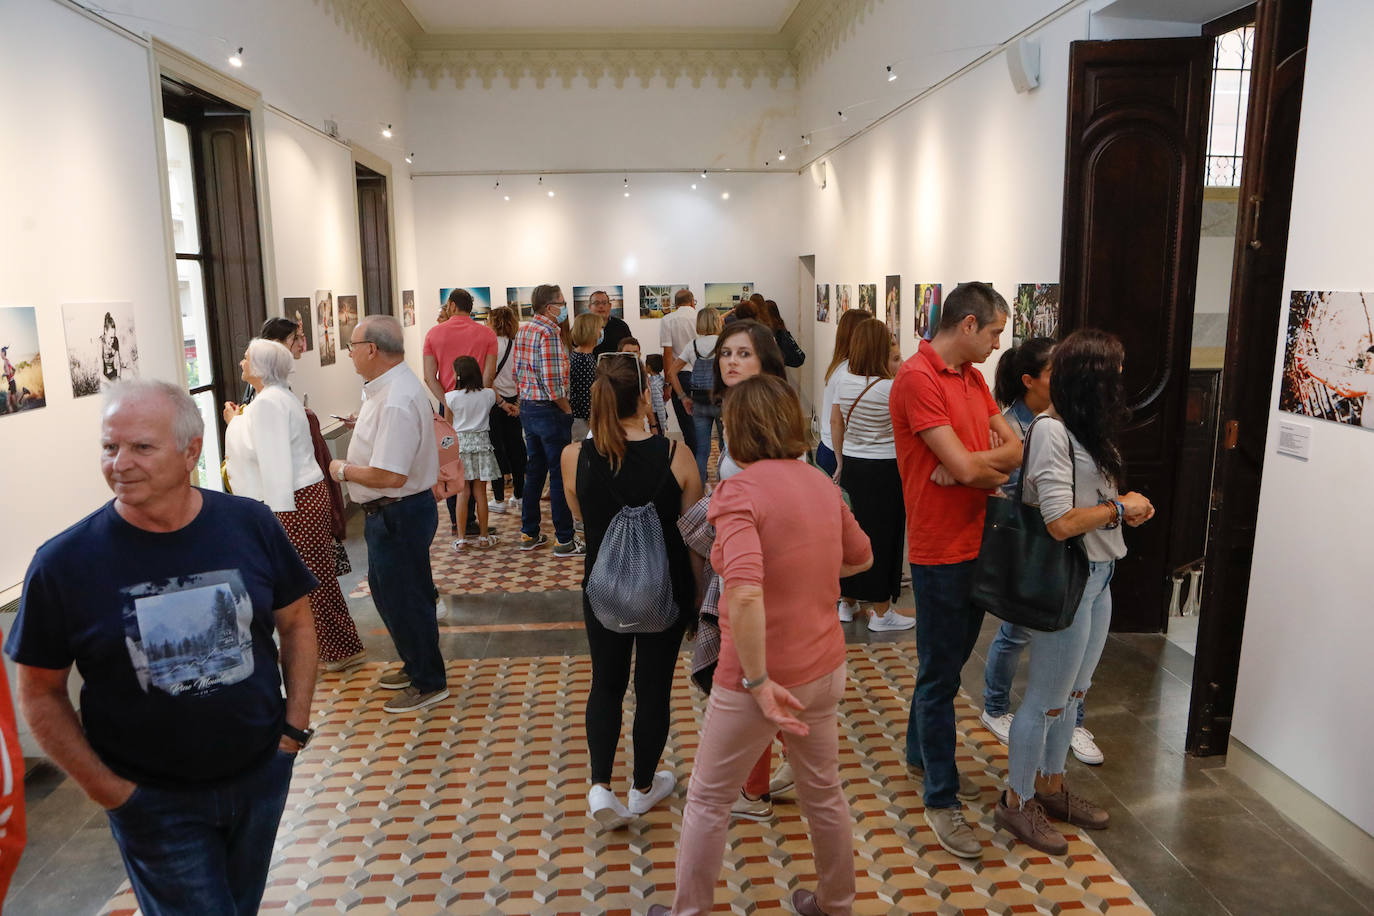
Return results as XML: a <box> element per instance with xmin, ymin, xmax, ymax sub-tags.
<box><xmin>445</xmin><ymin>356</ymin><xmax>501</xmax><ymax>548</ymax></box>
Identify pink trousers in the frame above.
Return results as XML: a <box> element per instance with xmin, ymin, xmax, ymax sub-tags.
<box><xmin>672</xmin><ymin>665</ymin><xmax>854</xmax><ymax>916</ymax></box>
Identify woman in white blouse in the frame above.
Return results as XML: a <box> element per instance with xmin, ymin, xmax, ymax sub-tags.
<box><xmin>830</xmin><ymin>318</ymin><xmax>912</xmax><ymax>633</ymax></box>
<box><xmin>224</xmin><ymin>339</ymin><xmax>365</xmax><ymax>669</ymax></box>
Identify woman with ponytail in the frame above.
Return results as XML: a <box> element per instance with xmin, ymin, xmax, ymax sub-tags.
<box><xmin>561</xmin><ymin>353</ymin><xmax>702</xmax><ymax>829</ymax></box>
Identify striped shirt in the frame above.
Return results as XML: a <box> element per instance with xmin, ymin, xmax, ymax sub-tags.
<box><xmin>514</xmin><ymin>313</ymin><xmax>569</xmax><ymax>402</ymax></box>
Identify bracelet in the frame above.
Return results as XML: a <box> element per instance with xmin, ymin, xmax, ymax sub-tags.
<box><xmin>741</xmin><ymin>672</ymin><xmax>769</xmax><ymax>690</ymax></box>
<box><xmin>1099</xmin><ymin>498</ymin><xmax>1122</xmax><ymax>529</ymax></box>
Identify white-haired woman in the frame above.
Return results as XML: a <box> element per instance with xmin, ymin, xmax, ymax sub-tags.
<box><xmin>224</xmin><ymin>338</ymin><xmax>365</xmax><ymax>669</ymax></box>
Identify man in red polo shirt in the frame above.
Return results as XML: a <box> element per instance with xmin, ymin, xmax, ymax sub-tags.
<box><xmin>890</xmin><ymin>281</ymin><xmax>1022</xmax><ymax>859</ymax></box>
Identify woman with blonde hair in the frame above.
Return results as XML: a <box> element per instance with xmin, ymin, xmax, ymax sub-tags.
<box><xmin>652</xmin><ymin>375</ymin><xmax>871</xmax><ymax>916</ymax></box>
<box><xmin>224</xmin><ymin>339</ymin><xmax>364</xmax><ymax>669</ymax></box>
<box><xmin>569</xmin><ymin>312</ymin><xmax>606</xmax><ymax>443</ymax></box>
<box><xmin>562</xmin><ymin>353</ymin><xmax>701</xmax><ymax>828</ymax></box>
<box><xmin>687</xmin><ymin>307</ymin><xmax>725</xmax><ymax>483</ymax></box>
<box><xmin>816</xmin><ymin>310</ymin><xmax>869</xmax><ymax>476</ymax></box>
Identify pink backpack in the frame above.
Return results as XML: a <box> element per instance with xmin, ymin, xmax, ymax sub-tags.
<box><xmin>431</xmin><ymin>412</ymin><xmax>466</xmax><ymax>500</ymax></box>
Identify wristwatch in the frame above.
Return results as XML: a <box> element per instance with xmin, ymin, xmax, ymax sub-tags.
<box><xmin>283</xmin><ymin>723</ymin><xmax>315</xmax><ymax>747</ymax></box>
<box><xmin>741</xmin><ymin>672</ymin><xmax>769</xmax><ymax>690</ymax></box>
<box><xmin>335</xmin><ymin>463</ymin><xmax>348</xmax><ymax>483</ymax></box>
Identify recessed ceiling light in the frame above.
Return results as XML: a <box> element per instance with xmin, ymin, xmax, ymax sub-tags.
<box><xmin>381</xmin><ymin>123</ymin><xmax>392</xmax><ymax>139</ymax></box>
<box><xmin>691</xmin><ymin>183</ymin><xmax>697</xmax><ymax>190</ymax></box>
<box><xmin>228</xmin><ymin>47</ymin><xmax>244</xmax><ymax>68</ymax></box>
<box><xmin>887</xmin><ymin>65</ymin><xmax>897</xmax><ymax>82</ymax></box>
<box><xmin>721</xmin><ymin>192</ymin><xmax>730</xmax><ymax>201</ymax></box>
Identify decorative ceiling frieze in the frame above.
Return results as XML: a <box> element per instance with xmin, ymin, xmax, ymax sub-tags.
<box><xmin>307</xmin><ymin>0</ymin><xmax>877</xmax><ymax>89</ymax></box>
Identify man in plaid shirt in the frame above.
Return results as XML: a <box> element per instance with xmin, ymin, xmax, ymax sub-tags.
<box><xmin>514</xmin><ymin>285</ymin><xmax>583</xmax><ymax>555</ymax></box>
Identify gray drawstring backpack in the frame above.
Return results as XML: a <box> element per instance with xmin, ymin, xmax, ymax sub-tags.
<box><xmin>585</xmin><ymin>441</ymin><xmax>680</xmax><ymax>634</ymax></box>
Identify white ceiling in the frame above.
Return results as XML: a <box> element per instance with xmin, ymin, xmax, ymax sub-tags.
<box><xmin>398</xmin><ymin>0</ymin><xmax>803</xmax><ymax>34</ymax></box>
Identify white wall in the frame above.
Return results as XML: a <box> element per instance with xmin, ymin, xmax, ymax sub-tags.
<box><xmin>1231</xmin><ymin>0</ymin><xmax>1374</xmax><ymax>837</ymax></box>
<box><xmin>409</xmin><ymin>170</ymin><xmax>800</xmax><ymax>378</ymax></box>
<box><xmin>0</xmin><ymin>0</ymin><xmax>180</xmax><ymax>593</ymax></box>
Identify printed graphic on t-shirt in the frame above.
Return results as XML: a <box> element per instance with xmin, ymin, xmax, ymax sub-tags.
<box><xmin>120</xmin><ymin>570</ymin><xmax>255</xmax><ymax>696</ymax></box>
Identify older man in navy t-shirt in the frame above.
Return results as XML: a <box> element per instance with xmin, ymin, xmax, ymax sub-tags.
<box><xmin>5</xmin><ymin>380</ymin><xmax>319</xmax><ymax>916</ymax></box>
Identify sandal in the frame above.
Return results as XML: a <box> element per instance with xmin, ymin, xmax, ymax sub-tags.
<box><xmin>474</xmin><ymin>534</ymin><xmax>500</xmax><ymax>549</ymax></box>
<box><xmin>453</xmin><ymin>539</ymin><xmax>468</xmax><ymax>550</ymax></box>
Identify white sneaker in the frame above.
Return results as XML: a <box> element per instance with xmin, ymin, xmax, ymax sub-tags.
<box><xmin>627</xmin><ymin>770</ymin><xmax>675</xmax><ymax>815</ymax></box>
<box><xmin>868</xmin><ymin>608</ymin><xmax>915</xmax><ymax>632</ymax></box>
<box><xmin>436</xmin><ymin>597</ymin><xmax>448</xmax><ymax>620</ymax></box>
<box><xmin>1071</xmin><ymin>726</ymin><xmax>1105</xmax><ymax>765</ymax></box>
<box><xmin>837</xmin><ymin>599</ymin><xmax>857</xmax><ymax>623</ymax></box>
<box><xmin>769</xmin><ymin>760</ymin><xmax>794</xmax><ymax>797</ymax></box>
<box><xmin>980</xmin><ymin>710</ymin><xmax>1013</xmax><ymax>745</ymax></box>
<box><xmin>588</xmin><ymin>785</ymin><xmax>632</xmax><ymax>831</ymax></box>
<box><xmin>488</xmin><ymin>499</ymin><xmax>508</xmax><ymax>514</ymax></box>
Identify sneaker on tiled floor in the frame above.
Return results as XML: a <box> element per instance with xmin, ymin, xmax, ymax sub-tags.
<box><xmin>553</xmin><ymin>538</ymin><xmax>586</xmax><ymax>557</ymax></box>
<box><xmin>436</xmin><ymin>597</ymin><xmax>448</xmax><ymax>620</ymax></box>
<box><xmin>995</xmin><ymin>793</ymin><xmax>1068</xmax><ymax>855</ymax></box>
<box><xmin>488</xmin><ymin>499</ymin><xmax>508</xmax><ymax>514</ymax></box>
<box><xmin>867</xmin><ymin>608</ymin><xmax>915</xmax><ymax>632</ymax></box>
<box><xmin>588</xmin><ymin>785</ymin><xmax>633</xmax><ymax>831</ymax></box>
<box><xmin>729</xmin><ymin>790</ymin><xmax>772</xmax><ymax>822</ymax></box>
<box><xmin>520</xmin><ymin>532</ymin><xmax>549</xmax><ymax>551</ymax></box>
<box><xmin>377</xmin><ymin>667</ymin><xmax>411</xmax><ymax>690</ymax></box>
<box><xmin>923</xmin><ymin>806</ymin><xmax>983</xmax><ymax>858</ymax></box>
<box><xmin>1035</xmin><ymin>784</ymin><xmax>1110</xmax><ymax>829</ymax></box>
<box><xmin>1071</xmin><ymin>726</ymin><xmax>1104</xmax><ymax>765</ymax></box>
<box><xmin>320</xmin><ymin>650</ymin><xmax>367</xmax><ymax>673</ymax></box>
<box><xmin>907</xmin><ymin>761</ymin><xmax>981</xmax><ymax>801</ymax></box>
<box><xmin>627</xmin><ymin>770</ymin><xmax>675</xmax><ymax>815</ymax></box>
<box><xmin>574</xmin><ymin>520</ymin><xmax>585</xmax><ymax>534</ymax></box>
<box><xmin>791</xmin><ymin>889</ymin><xmax>830</xmax><ymax>916</ymax></box>
<box><xmin>980</xmin><ymin>709</ymin><xmax>1014</xmax><ymax>745</ymax></box>
<box><xmin>769</xmin><ymin>760</ymin><xmax>794</xmax><ymax>797</ymax></box>
<box><xmin>382</xmin><ymin>685</ymin><xmax>449</xmax><ymax>714</ymax></box>
<box><xmin>837</xmin><ymin>599</ymin><xmax>857</xmax><ymax>623</ymax></box>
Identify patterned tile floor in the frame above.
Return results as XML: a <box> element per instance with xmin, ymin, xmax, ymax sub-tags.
<box><xmin>349</xmin><ymin>522</ymin><xmax>584</xmax><ymax>599</ymax></box>
<box><xmin>99</xmin><ymin>645</ymin><xmax>1151</xmax><ymax>915</ymax></box>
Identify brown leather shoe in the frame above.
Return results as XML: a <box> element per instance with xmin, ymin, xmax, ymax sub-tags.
<box><xmin>995</xmin><ymin>793</ymin><xmax>1068</xmax><ymax>855</ymax></box>
<box><xmin>792</xmin><ymin>889</ymin><xmax>829</xmax><ymax>916</ymax></box>
<box><xmin>1035</xmin><ymin>785</ymin><xmax>1110</xmax><ymax>829</ymax></box>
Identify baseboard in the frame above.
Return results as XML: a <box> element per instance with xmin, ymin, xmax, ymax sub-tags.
<box><xmin>1226</xmin><ymin>737</ymin><xmax>1374</xmax><ymax>880</ymax></box>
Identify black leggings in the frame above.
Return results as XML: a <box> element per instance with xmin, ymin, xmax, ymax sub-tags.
<box><xmin>583</xmin><ymin>599</ymin><xmax>687</xmax><ymax>789</ymax></box>
<box><xmin>489</xmin><ymin>396</ymin><xmax>527</xmax><ymax>502</ymax></box>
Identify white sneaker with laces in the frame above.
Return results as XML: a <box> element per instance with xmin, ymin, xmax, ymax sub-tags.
<box><xmin>488</xmin><ymin>499</ymin><xmax>508</xmax><ymax>514</ymax></box>
<box><xmin>868</xmin><ymin>608</ymin><xmax>916</xmax><ymax>632</ymax></box>
<box><xmin>1071</xmin><ymin>726</ymin><xmax>1105</xmax><ymax>765</ymax></box>
<box><xmin>837</xmin><ymin>600</ymin><xmax>857</xmax><ymax>623</ymax></box>
<box><xmin>627</xmin><ymin>770</ymin><xmax>675</xmax><ymax>815</ymax></box>
<box><xmin>769</xmin><ymin>760</ymin><xmax>794</xmax><ymax>797</ymax></box>
<box><xmin>980</xmin><ymin>710</ymin><xmax>1013</xmax><ymax>745</ymax></box>
<box><xmin>588</xmin><ymin>785</ymin><xmax>633</xmax><ymax>831</ymax></box>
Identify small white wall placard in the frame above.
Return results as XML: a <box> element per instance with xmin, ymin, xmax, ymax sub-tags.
<box><xmin>1276</xmin><ymin>419</ymin><xmax>1312</xmax><ymax>460</ymax></box>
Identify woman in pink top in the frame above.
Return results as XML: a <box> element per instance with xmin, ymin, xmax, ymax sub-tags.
<box><xmin>650</xmin><ymin>375</ymin><xmax>873</xmax><ymax>916</ymax></box>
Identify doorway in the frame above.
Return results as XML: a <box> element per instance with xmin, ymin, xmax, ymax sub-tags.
<box><xmin>796</xmin><ymin>254</ymin><xmax>817</xmax><ymax>415</ymax></box>
<box><xmin>355</xmin><ymin>162</ymin><xmax>393</xmax><ymax>317</ymax></box>
<box><xmin>1057</xmin><ymin>0</ymin><xmax>1310</xmax><ymax>754</ymax></box>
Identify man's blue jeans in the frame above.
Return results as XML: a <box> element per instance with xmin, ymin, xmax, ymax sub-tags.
<box><xmin>105</xmin><ymin>749</ymin><xmax>294</xmax><ymax>915</ymax></box>
<box><xmin>984</xmin><ymin>621</ymin><xmax>1086</xmax><ymax>727</ymax></box>
<box><xmin>906</xmin><ymin>560</ymin><xmax>984</xmax><ymax>810</ymax></box>
<box><xmin>364</xmin><ymin>491</ymin><xmax>446</xmax><ymax>693</ymax></box>
<box><xmin>691</xmin><ymin>402</ymin><xmax>723</xmax><ymax>485</ymax></box>
<box><xmin>520</xmin><ymin>400</ymin><xmax>575</xmax><ymax>544</ymax></box>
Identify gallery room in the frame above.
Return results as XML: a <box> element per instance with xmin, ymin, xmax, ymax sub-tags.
<box><xmin>0</xmin><ymin>0</ymin><xmax>1371</xmax><ymax>913</ymax></box>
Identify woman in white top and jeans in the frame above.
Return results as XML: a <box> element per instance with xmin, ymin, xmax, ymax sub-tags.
<box><xmin>688</xmin><ymin>308</ymin><xmax>724</xmax><ymax>484</ymax></box>
<box><xmin>995</xmin><ymin>330</ymin><xmax>1154</xmax><ymax>855</ymax></box>
<box><xmin>486</xmin><ymin>306</ymin><xmax>525</xmax><ymax>514</ymax></box>
<box><xmin>224</xmin><ymin>339</ymin><xmax>364</xmax><ymax>667</ymax></box>
<box><xmin>816</xmin><ymin>311</ymin><xmax>869</xmax><ymax>477</ymax></box>
<box><xmin>830</xmin><ymin>318</ymin><xmax>910</xmax><ymax>632</ymax></box>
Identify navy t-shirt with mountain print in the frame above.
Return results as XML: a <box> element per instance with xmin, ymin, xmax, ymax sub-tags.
<box><xmin>6</xmin><ymin>489</ymin><xmax>317</xmax><ymax>788</ymax></box>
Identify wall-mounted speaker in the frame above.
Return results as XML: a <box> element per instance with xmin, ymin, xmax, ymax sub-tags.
<box><xmin>810</xmin><ymin>159</ymin><xmax>827</xmax><ymax>190</ymax></box>
<box><xmin>1006</xmin><ymin>38</ymin><xmax>1040</xmax><ymax>93</ymax></box>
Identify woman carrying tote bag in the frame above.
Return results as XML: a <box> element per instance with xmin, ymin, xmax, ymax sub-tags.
<box><xmin>994</xmin><ymin>330</ymin><xmax>1153</xmax><ymax>855</ymax></box>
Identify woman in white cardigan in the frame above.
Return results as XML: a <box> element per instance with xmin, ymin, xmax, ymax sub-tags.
<box><xmin>224</xmin><ymin>338</ymin><xmax>365</xmax><ymax>669</ymax></box>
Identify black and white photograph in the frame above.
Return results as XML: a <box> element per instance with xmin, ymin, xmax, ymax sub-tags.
<box><xmin>284</xmin><ymin>296</ymin><xmax>313</xmax><ymax>351</ymax></box>
<box><xmin>1280</xmin><ymin>290</ymin><xmax>1374</xmax><ymax>429</ymax></box>
<box><xmin>1014</xmin><ymin>283</ymin><xmax>1061</xmax><ymax>345</ymax></box>
<box><xmin>121</xmin><ymin>570</ymin><xmax>256</xmax><ymax>697</ymax></box>
<box><xmin>62</xmin><ymin>301</ymin><xmax>138</xmax><ymax>398</ymax></box>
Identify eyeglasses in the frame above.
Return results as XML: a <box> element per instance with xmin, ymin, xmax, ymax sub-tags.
<box><xmin>349</xmin><ymin>338</ymin><xmax>373</xmax><ymax>349</ymax></box>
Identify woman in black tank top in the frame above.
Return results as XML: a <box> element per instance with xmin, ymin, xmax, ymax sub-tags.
<box><xmin>562</xmin><ymin>353</ymin><xmax>703</xmax><ymax>830</ymax></box>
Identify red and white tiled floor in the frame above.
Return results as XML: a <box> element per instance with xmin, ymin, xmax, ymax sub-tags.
<box><xmin>100</xmin><ymin>645</ymin><xmax>1151</xmax><ymax>915</ymax></box>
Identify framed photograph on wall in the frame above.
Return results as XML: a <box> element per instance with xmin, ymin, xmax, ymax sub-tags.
<box><xmin>283</xmin><ymin>297</ymin><xmax>313</xmax><ymax>351</ymax></box>
<box><xmin>835</xmin><ymin>284</ymin><xmax>853</xmax><ymax>314</ymax></box>
<box><xmin>1014</xmin><ymin>283</ymin><xmax>1061</xmax><ymax>345</ymax></box>
<box><xmin>914</xmin><ymin>284</ymin><xmax>941</xmax><ymax>340</ymax></box>
<box><xmin>439</xmin><ymin>287</ymin><xmax>493</xmax><ymax>321</ymax></box>
<box><xmin>0</xmin><ymin>306</ymin><xmax>47</xmax><ymax>415</ymax></box>
<box><xmin>639</xmin><ymin>285</ymin><xmax>688</xmax><ymax>319</ymax></box>
<box><xmin>315</xmin><ymin>290</ymin><xmax>336</xmax><ymax>367</ymax></box>
<box><xmin>1280</xmin><ymin>290</ymin><xmax>1374</xmax><ymax>429</ymax></box>
<box><xmin>506</xmin><ymin>286</ymin><xmax>538</xmax><ymax>321</ymax></box>
<box><xmin>884</xmin><ymin>276</ymin><xmax>900</xmax><ymax>335</ymax></box>
<box><xmin>62</xmin><ymin>301</ymin><xmax>138</xmax><ymax>397</ymax></box>
<box><xmin>337</xmin><ymin>296</ymin><xmax>359</xmax><ymax>352</ymax></box>
<box><xmin>574</xmin><ymin>286</ymin><xmax>625</xmax><ymax>318</ymax></box>
<box><xmin>816</xmin><ymin>284</ymin><xmax>830</xmax><ymax>322</ymax></box>
<box><xmin>704</xmin><ymin>282</ymin><xmax>754</xmax><ymax>315</ymax></box>
<box><xmin>402</xmin><ymin>290</ymin><xmax>415</xmax><ymax>327</ymax></box>
<box><xmin>858</xmin><ymin>283</ymin><xmax>877</xmax><ymax>314</ymax></box>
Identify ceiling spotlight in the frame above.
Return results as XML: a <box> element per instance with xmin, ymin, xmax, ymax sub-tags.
<box><xmin>503</xmin><ymin>195</ymin><xmax>510</xmax><ymax>201</ymax></box>
<box><xmin>802</xmin><ymin>134</ymin><xmax>811</xmax><ymax>147</ymax></box>
<box><xmin>887</xmin><ymin>65</ymin><xmax>897</xmax><ymax>82</ymax></box>
<box><xmin>721</xmin><ymin>192</ymin><xmax>730</xmax><ymax>201</ymax></box>
<box><xmin>838</xmin><ymin>110</ymin><xmax>847</xmax><ymax>122</ymax></box>
<box><xmin>623</xmin><ymin>177</ymin><xmax>630</xmax><ymax>196</ymax></box>
<box><xmin>778</xmin><ymin>149</ymin><xmax>786</xmax><ymax>161</ymax></box>
<box><xmin>701</xmin><ymin>170</ymin><xmax>708</xmax><ymax>179</ymax></box>
<box><xmin>404</xmin><ymin>153</ymin><xmax>412</xmax><ymax>164</ymax></box>
<box><xmin>381</xmin><ymin>123</ymin><xmax>392</xmax><ymax>139</ymax></box>
<box><xmin>228</xmin><ymin>47</ymin><xmax>244</xmax><ymax>68</ymax></box>
<box><xmin>691</xmin><ymin>183</ymin><xmax>697</xmax><ymax>190</ymax></box>
<box><xmin>548</xmin><ymin>190</ymin><xmax>555</xmax><ymax>197</ymax></box>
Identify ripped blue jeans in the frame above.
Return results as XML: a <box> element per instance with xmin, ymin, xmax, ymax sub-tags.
<box><xmin>1006</xmin><ymin>560</ymin><xmax>1115</xmax><ymax>803</ymax></box>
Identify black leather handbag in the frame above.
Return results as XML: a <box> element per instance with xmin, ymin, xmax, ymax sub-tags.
<box><xmin>970</xmin><ymin>416</ymin><xmax>1090</xmax><ymax>632</ymax></box>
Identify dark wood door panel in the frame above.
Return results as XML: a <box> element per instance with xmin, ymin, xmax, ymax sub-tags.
<box><xmin>1059</xmin><ymin>37</ymin><xmax>1213</xmax><ymax>632</ymax></box>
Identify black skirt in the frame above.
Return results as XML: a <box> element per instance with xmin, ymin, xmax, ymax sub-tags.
<box><xmin>838</xmin><ymin>455</ymin><xmax>906</xmax><ymax>603</ymax></box>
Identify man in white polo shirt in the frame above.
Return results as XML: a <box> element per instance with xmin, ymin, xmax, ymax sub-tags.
<box><xmin>330</xmin><ymin>315</ymin><xmax>447</xmax><ymax>714</ymax></box>
<box><xmin>659</xmin><ymin>287</ymin><xmax>699</xmax><ymax>454</ymax></box>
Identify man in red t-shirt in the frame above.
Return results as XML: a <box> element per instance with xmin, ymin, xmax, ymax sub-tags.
<box><xmin>889</xmin><ymin>281</ymin><xmax>1022</xmax><ymax>859</ymax></box>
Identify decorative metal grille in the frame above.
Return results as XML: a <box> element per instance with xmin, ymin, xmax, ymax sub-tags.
<box><xmin>1206</xmin><ymin>26</ymin><xmax>1255</xmax><ymax>187</ymax></box>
